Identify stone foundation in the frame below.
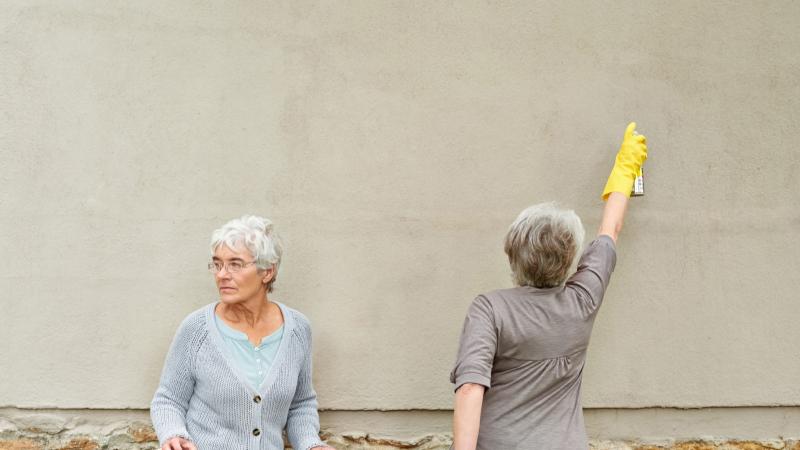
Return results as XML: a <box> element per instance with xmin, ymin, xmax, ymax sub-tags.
<box><xmin>1</xmin><ymin>409</ymin><xmax>798</xmax><ymax>450</ymax></box>
<box><xmin>2</xmin><ymin>435</ymin><xmax>800</xmax><ymax>450</ymax></box>
<box><xmin>2</xmin><ymin>428</ymin><xmax>799</xmax><ymax>450</ymax></box>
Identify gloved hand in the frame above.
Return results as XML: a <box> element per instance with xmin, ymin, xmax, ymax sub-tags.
<box><xmin>602</xmin><ymin>122</ymin><xmax>648</xmax><ymax>200</ymax></box>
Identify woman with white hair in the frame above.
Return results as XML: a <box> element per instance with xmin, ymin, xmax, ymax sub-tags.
<box><xmin>151</xmin><ymin>215</ymin><xmax>334</xmax><ymax>450</ymax></box>
<box><xmin>450</xmin><ymin>123</ymin><xmax>648</xmax><ymax>449</ymax></box>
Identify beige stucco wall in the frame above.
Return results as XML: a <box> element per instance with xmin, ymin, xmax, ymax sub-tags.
<box><xmin>1</xmin><ymin>0</ymin><xmax>798</xmax><ymax>422</ymax></box>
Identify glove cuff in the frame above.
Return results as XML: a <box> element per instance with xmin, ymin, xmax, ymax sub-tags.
<box><xmin>602</xmin><ymin>167</ymin><xmax>636</xmax><ymax>200</ymax></box>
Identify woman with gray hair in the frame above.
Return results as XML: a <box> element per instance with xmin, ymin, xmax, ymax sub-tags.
<box><xmin>450</xmin><ymin>123</ymin><xmax>648</xmax><ymax>449</ymax></box>
<box><xmin>151</xmin><ymin>215</ymin><xmax>334</xmax><ymax>450</ymax></box>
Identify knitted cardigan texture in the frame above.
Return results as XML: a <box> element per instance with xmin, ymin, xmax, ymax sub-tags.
<box><xmin>151</xmin><ymin>302</ymin><xmax>326</xmax><ymax>450</ymax></box>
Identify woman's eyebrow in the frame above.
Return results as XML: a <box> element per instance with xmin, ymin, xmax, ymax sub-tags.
<box><xmin>211</xmin><ymin>256</ymin><xmax>246</xmax><ymax>262</ymax></box>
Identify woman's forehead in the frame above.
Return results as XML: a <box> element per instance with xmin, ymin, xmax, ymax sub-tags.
<box><xmin>213</xmin><ymin>243</ymin><xmax>252</xmax><ymax>259</ymax></box>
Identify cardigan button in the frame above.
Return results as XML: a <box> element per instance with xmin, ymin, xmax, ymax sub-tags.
<box><xmin>253</xmin><ymin>395</ymin><xmax>261</xmax><ymax>403</ymax></box>
<box><xmin>253</xmin><ymin>428</ymin><xmax>261</xmax><ymax>436</ymax></box>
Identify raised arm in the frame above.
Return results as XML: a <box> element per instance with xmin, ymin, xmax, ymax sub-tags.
<box><xmin>598</xmin><ymin>192</ymin><xmax>629</xmax><ymax>243</ymax></box>
<box><xmin>598</xmin><ymin>122</ymin><xmax>648</xmax><ymax>243</ymax></box>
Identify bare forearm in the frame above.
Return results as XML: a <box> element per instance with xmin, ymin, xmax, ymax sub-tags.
<box><xmin>597</xmin><ymin>192</ymin><xmax>628</xmax><ymax>243</ymax></box>
<box><xmin>453</xmin><ymin>383</ymin><xmax>485</xmax><ymax>450</ymax></box>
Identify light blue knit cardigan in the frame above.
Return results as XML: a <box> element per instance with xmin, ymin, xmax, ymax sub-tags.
<box><xmin>151</xmin><ymin>302</ymin><xmax>326</xmax><ymax>450</ymax></box>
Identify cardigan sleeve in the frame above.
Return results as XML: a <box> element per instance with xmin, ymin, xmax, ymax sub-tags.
<box><xmin>150</xmin><ymin>314</ymin><xmax>201</xmax><ymax>446</ymax></box>
<box><xmin>285</xmin><ymin>318</ymin><xmax>326</xmax><ymax>450</ymax></box>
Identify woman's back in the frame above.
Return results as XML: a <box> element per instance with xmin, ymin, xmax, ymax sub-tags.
<box><xmin>451</xmin><ymin>236</ymin><xmax>616</xmax><ymax>449</ymax></box>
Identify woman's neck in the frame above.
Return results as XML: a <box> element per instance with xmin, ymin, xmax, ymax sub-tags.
<box><xmin>220</xmin><ymin>295</ymin><xmax>272</xmax><ymax>328</ymax></box>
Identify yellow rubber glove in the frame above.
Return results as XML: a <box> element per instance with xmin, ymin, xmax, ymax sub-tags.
<box><xmin>602</xmin><ymin>122</ymin><xmax>648</xmax><ymax>200</ymax></box>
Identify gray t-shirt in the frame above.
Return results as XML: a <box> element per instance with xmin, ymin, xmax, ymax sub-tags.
<box><xmin>450</xmin><ymin>235</ymin><xmax>616</xmax><ymax>450</ymax></box>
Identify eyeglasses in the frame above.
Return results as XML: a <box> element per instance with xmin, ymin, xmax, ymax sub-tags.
<box><xmin>208</xmin><ymin>260</ymin><xmax>257</xmax><ymax>274</ymax></box>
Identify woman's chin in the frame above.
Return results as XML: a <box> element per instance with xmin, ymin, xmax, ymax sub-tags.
<box><xmin>218</xmin><ymin>295</ymin><xmax>241</xmax><ymax>304</ymax></box>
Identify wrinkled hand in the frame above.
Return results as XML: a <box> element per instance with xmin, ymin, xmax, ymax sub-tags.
<box><xmin>602</xmin><ymin>122</ymin><xmax>648</xmax><ymax>200</ymax></box>
<box><xmin>162</xmin><ymin>437</ymin><xmax>197</xmax><ymax>450</ymax></box>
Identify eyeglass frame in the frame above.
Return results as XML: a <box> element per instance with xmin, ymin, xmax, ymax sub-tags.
<box><xmin>207</xmin><ymin>259</ymin><xmax>259</xmax><ymax>274</ymax></box>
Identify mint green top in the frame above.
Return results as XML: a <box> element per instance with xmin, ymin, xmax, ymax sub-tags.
<box><xmin>213</xmin><ymin>313</ymin><xmax>284</xmax><ymax>391</ymax></box>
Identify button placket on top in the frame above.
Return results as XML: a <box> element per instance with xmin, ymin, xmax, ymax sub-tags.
<box><xmin>214</xmin><ymin>313</ymin><xmax>284</xmax><ymax>392</ymax></box>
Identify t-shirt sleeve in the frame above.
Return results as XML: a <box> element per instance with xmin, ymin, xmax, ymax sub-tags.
<box><xmin>565</xmin><ymin>235</ymin><xmax>617</xmax><ymax>315</ymax></box>
<box><xmin>449</xmin><ymin>295</ymin><xmax>497</xmax><ymax>391</ymax></box>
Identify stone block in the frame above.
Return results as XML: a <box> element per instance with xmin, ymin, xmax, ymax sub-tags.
<box><xmin>0</xmin><ymin>439</ymin><xmax>43</xmax><ymax>450</ymax></box>
<box><xmin>127</xmin><ymin>424</ymin><xmax>157</xmax><ymax>444</ymax></box>
<box><xmin>54</xmin><ymin>438</ymin><xmax>99</xmax><ymax>450</ymax></box>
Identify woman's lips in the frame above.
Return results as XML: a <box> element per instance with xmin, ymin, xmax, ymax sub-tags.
<box><xmin>219</xmin><ymin>287</ymin><xmax>236</xmax><ymax>292</ymax></box>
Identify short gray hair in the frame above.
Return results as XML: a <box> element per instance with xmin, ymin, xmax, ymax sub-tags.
<box><xmin>504</xmin><ymin>202</ymin><xmax>585</xmax><ymax>288</ymax></box>
<box><xmin>210</xmin><ymin>215</ymin><xmax>283</xmax><ymax>292</ymax></box>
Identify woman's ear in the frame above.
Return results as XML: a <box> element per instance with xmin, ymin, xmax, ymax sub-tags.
<box><xmin>263</xmin><ymin>266</ymin><xmax>274</xmax><ymax>284</ymax></box>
